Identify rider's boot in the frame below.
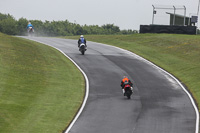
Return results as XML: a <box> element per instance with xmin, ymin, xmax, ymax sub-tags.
<box><xmin>122</xmin><ymin>89</ymin><xmax>125</xmax><ymax>96</ymax></box>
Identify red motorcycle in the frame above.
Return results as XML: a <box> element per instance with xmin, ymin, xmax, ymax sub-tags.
<box><xmin>124</xmin><ymin>84</ymin><xmax>133</xmax><ymax>99</ymax></box>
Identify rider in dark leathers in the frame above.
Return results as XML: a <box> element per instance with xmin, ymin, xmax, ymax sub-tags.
<box><xmin>78</xmin><ymin>35</ymin><xmax>87</xmax><ymax>48</ymax></box>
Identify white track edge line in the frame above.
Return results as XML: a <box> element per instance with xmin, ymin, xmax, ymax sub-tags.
<box><xmin>53</xmin><ymin>48</ymin><xmax>89</xmax><ymax>133</ymax></box>
<box><xmin>22</xmin><ymin>38</ymin><xmax>89</xmax><ymax>133</ymax></box>
<box><xmin>94</xmin><ymin>42</ymin><xmax>199</xmax><ymax>133</ymax></box>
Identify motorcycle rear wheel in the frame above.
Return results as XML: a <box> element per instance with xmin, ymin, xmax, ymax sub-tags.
<box><xmin>125</xmin><ymin>89</ymin><xmax>132</xmax><ymax>99</ymax></box>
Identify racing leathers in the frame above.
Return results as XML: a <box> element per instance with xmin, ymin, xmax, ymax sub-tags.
<box><xmin>78</xmin><ymin>37</ymin><xmax>87</xmax><ymax>47</ymax></box>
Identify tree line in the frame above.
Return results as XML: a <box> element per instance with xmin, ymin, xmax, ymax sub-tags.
<box><xmin>0</xmin><ymin>13</ymin><xmax>138</xmax><ymax>36</ymax></box>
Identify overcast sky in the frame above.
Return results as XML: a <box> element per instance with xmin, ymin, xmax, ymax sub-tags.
<box><xmin>0</xmin><ymin>0</ymin><xmax>199</xmax><ymax>30</ymax></box>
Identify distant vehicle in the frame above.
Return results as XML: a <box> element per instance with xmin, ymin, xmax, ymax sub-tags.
<box><xmin>27</xmin><ymin>22</ymin><xmax>34</xmax><ymax>36</ymax></box>
<box><xmin>121</xmin><ymin>76</ymin><xmax>133</xmax><ymax>99</ymax></box>
<box><xmin>79</xmin><ymin>43</ymin><xmax>87</xmax><ymax>55</ymax></box>
<box><xmin>27</xmin><ymin>27</ymin><xmax>34</xmax><ymax>36</ymax></box>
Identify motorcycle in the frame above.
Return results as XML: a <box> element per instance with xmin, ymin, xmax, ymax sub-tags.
<box><xmin>124</xmin><ymin>84</ymin><xmax>133</xmax><ymax>99</ymax></box>
<box><xmin>27</xmin><ymin>27</ymin><xmax>34</xmax><ymax>36</ymax></box>
<box><xmin>79</xmin><ymin>43</ymin><xmax>87</xmax><ymax>55</ymax></box>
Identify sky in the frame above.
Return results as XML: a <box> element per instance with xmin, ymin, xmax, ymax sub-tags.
<box><xmin>0</xmin><ymin>0</ymin><xmax>199</xmax><ymax>30</ymax></box>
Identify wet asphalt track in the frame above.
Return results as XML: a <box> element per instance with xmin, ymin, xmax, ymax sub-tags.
<box><xmin>20</xmin><ymin>37</ymin><xmax>197</xmax><ymax>133</ymax></box>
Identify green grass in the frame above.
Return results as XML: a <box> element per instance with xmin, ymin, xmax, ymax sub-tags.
<box><xmin>0</xmin><ymin>33</ymin><xmax>84</xmax><ymax>133</ymax></box>
<box><xmin>64</xmin><ymin>34</ymin><xmax>200</xmax><ymax>111</ymax></box>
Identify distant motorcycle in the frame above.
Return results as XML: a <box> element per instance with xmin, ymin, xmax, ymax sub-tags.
<box><xmin>79</xmin><ymin>43</ymin><xmax>87</xmax><ymax>55</ymax></box>
<box><xmin>124</xmin><ymin>84</ymin><xmax>133</xmax><ymax>99</ymax></box>
<box><xmin>27</xmin><ymin>27</ymin><xmax>34</xmax><ymax>36</ymax></box>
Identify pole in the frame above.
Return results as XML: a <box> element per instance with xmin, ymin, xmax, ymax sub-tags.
<box><xmin>197</xmin><ymin>0</ymin><xmax>200</xmax><ymax>27</ymax></box>
<box><xmin>188</xmin><ymin>13</ymin><xmax>192</xmax><ymax>26</ymax></box>
<box><xmin>183</xmin><ymin>6</ymin><xmax>186</xmax><ymax>26</ymax></box>
<box><xmin>173</xmin><ymin>6</ymin><xmax>176</xmax><ymax>25</ymax></box>
<box><xmin>197</xmin><ymin>0</ymin><xmax>200</xmax><ymax>16</ymax></box>
<box><xmin>152</xmin><ymin>5</ymin><xmax>155</xmax><ymax>25</ymax></box>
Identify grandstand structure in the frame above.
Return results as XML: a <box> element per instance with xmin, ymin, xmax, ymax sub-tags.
<box><xmin>140</xmin><ymin>5</ymin><xmax>197</xmax><ymax>34</ymax></box>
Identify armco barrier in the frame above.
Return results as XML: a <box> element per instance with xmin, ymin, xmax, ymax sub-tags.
<box><xmin>140</xmin><ymin>25</ymin><xmax>197</xmax><ymax>35</ymax></box>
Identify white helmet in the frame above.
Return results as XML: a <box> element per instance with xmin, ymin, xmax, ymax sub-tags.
<box><xmin>28</xmin><ymin>22</ymin><xmax>31</xmax><ymax>24</ymax></box>
<box><xmin>80</xmin><ymin>35</ymin><xmax>84</xmax><ymax>38</ymax></box>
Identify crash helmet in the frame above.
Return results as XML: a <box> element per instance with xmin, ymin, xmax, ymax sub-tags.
<box><xmin>80</xmin><ymin>35</ymin><xmax>84</xmax><ymax>38</ymax></box>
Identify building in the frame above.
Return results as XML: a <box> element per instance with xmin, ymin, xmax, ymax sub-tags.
<box><xmin>166</xmin><ymin>12</ymin><xmax>190</xmax><ymax>26</ymax></box>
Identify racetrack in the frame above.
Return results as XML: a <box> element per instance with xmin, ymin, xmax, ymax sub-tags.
<box><xmin>20</xmin><ymin>36</ymin><xmax>198</xmax><ymax>133</ymax></box>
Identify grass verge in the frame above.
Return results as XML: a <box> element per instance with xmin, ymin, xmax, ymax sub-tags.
<box><xmin>0</xmin><ymin>33</ymin><xmax>84</xmax><ymax>133</ymax></box>
<box><xmin>64</xmin><ymin>34</ymin><xmax>200</xmax><ymax>111</ymax></box>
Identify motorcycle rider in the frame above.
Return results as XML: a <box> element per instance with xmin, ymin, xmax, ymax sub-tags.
<box><xmin>78</xmin><ymin>35</ymin><xmax>87</xmax><ymax>48</ymax></box>
<box><xmin>121</xmin><ymin>76</ymin><xmax>133</xmax><ymax>96</ymax></box>
<box><xmin>27</xmin><ymin>22</ymin><xmax>34</xmax><ymax>32</ymax></box>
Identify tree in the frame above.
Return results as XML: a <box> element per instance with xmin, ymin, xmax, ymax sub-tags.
<box><xmin>17</xmin><ymin>18</ymin><xmax>28</xmax><ymax>35</ymax></box>
<box><xmin>102</xmin><ymin>24</ymin><xmax>120</xmax><ymax>34</ymax></box>
<box><xmin>0</xmin><ymin>13</ymin><xmax>17</xmax><ymax>35</ymax></box>
<box><xmin>0</xmin><ymin>18</ymin><xmax>17</xmax><ymax>35</ymax></box>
